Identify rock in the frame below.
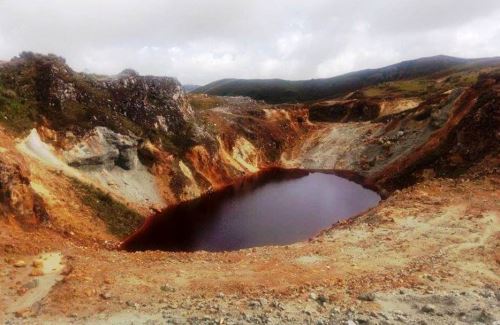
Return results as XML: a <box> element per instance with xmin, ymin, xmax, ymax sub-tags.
<box><xmin>13</xmin><ymin>260</ymin><xmax>27</xmax><ymax>267</ymax></box>
<box><xmin>64</xmin><ymin>127</ymin><xmax>139</xmax><ymax>170</ymax></box>
<box><xmin>331</xmin><ymin>307</ymin><xmax>341</xmax><ymax>314</ymax></box>
<box><xmin>317</xmin><ymin>294</ymin><xmax>328</xmax><ymax>304</ymax></box>
<box><xmin>14</xmin><ymin>308</ymin><xmax>31</xmax><ymax>318</ymax></box>
<box><xmin>100</xmin><ymin>292</ymin><xmax>112</xmax><ymax>300</ymax></box>
<box><xmin>356</xmin><ymin>315</ymin><xmax>371</xmax><ymax>324</ymax></box>
<box><xmin>495</xmin><ymin>289</ymin><xmax>500</xmax><ymax>301</ymax></box>
<box><xmin>357</xmin><ymin>292</ymin><xmax>376</xmax><ymax>301</ymax></box>
<box><xmin>309</xmin><ymin>292</ymin><xmax>318</xmax><ymax>301</ymax></box>
<box><xmin>0</xmin><ymin>153</ymin><xmax>48</xmax><ymax>225</ymax></box>
<box><xmin>395</xmin><ymin>315</ymin><xmax>407</xmax><ymax>322</ymax></box>
<box><xmin>32</xmin><ymin>259</ymin><xmax>44</xmax><ymax>268</ymax></box>
<box><xmin>23</xmin><ymin>279</ymin><xmax>39</xmax><ymax>289</ymax></box>
<box><xmin>478</xmin><ymin>289</ymin><xmax>494</xmax><ymax>298</ymax></box>
<box><xmin>30</xmin><ymin>268</ymin><xmax>44</xmax><ymax>276</ymax></box>
<box><xmin>160</xmin><ymin>284</ymin><xmax>176</xmax><ymax>292</ymax></box>
<box><xmin>421</xmin><ymin>304</ymin><xmax>436</xmax><ymax>313</ymax></box>
<box><xmin>248</xmin><ymin>300</ymin><xmax>261</xmax><ymax>308</ymax></box>
<box><xmin>126</xmin><ymin>301</ymin><xmax>139</xmax><ymax>309</ymax></box>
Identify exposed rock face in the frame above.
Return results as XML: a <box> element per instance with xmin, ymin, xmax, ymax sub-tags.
<box><xmin>0</xmin><ymin>52</ymin><xmax>193</xmax><ymax>139</ymax></box>
<box><xmin>60</xmin><ymin>126</ymin><xmax>165</xmax><ymax>208</ymax></box>
<box><xmin>102</xmin><ymin>69</ymin><xmax>193</xmax><ymax>133</ymax></box>
<box><xmin>64</xmin><ymin>127</ymin><xmax>139</xmax><ymax>170</ymax></box>
<box><xmin>0</xmin><ymin>154</ymin><xmax>47</xmax><ymax>225</ymax></box>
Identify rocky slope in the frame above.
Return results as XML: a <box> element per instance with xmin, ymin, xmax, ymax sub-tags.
<box><xmin>0</xmin><ymin>53</ymin><xmax>499</xmax><ymax>324</ymax></box>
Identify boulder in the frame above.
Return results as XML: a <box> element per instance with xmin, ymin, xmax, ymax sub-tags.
<box><xmin>0</xmin><ymin>154</ymin><xmax>47</xmax><ymax>225</ymax></box>
<box><xmin>64</xmin><ymin>127</ymin><xmax>139</xmax><ymax>170</ymax></box>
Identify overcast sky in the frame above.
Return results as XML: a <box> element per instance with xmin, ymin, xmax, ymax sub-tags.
<box><xmin>1</xmin><ymin>0</ymin><xmax>500</xmax><ymax>85</ymax></box>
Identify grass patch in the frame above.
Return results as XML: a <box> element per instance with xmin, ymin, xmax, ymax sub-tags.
<box><xmin>0</xmin><ymin>84</ymin><xmax>38</xmax><ymax>133</ymax></box>
<box><xmin>443</xmin><ymin>71</ymin><xmax>479</xmax><ymax>88</ymax></box>
<box><xmin>386</xmin><ymin>79</ymin><xmax>433</xmax><ymax>95</ymax></box>
<box><xmin>188</xmin><ymin>94</ymin><xmax>225</xmax><ymax>110</ymax></box>
<box><xmin>362</xmin><ymin>87</ymin><xmax>388</xmax><ymax>98</ymax></box>
<box><xmin>69</xmin><ymin>177</ymin><xmax>144</xmax><ymax>238</ymax></box>
<box><xmin>362</xmin><ymin>79</ymin><xmax>435</xmax><ymax>98</ymax></box>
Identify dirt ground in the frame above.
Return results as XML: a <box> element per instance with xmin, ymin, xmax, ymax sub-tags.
<box><xmin>1</xmin><ymin>154</ymin><xmax>498</xmax><ymax>324</ymax></box>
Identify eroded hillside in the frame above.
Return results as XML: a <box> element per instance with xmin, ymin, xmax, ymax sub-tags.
<box><xmin>0</xmin><ymin>53</ymin><xmax>499</xmax><ymax>324</ymax></box>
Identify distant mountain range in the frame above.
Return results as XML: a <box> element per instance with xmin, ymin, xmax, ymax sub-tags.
<box><xmin>182</xmin><ymin>84</ymin><xmax>201</xmax><ymax>92</ymax></box>
<box><xmin>194</xmin><ymin>55</ymin><xmax>500</xmax><ymax>103</ymax></box>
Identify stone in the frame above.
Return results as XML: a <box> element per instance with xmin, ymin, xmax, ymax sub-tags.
<box><xmin>32</xmin><ymin>259</ymin><xmax>44</xmax><ymax>268</ymax></box>
<box><xmin>13</xmin><ymin>260</ymin><xmax>26</xmax><ymax>267</ymax></box>
<box><xmin>160</xmin><ymin>284</ymin><xmax>176</xmax><ymax>292</ymax></box>
<box><xmin>248</xmin><ymin>300</ymin><xmax>261</xmax><ymax>308</ymax></box>
<box><xmin>14</xmin><ymin>308</ymin><xmax>31</xmax><ymax>318</ymax></box>
<box><xmin>30</xmin><ymin>268</ymin><xmax>44</xmax><ymax>276</ymax></box>
<box><xmin>23</xmin><ymin>279</ymin><xmax>39</xmax><ymax>289</ymax></box>
<box><xmin>0</xmin><ymin>151</ymin><xmax>49</xmax><ymax>226</ymax></box>
<box><xmin>64</xmin><ymin>127</ymin><xmax>139</xmax><ymax>170</ymax></box>
<box><xmin>357</xmin><ymin>292</ymin><xmax>376</xmax><ymax>301</ymax></box>
<box><xmin>317</xmin><ymin>294</ymin><xmax>328</xmax><ymax>304</ymax></box>
<box><xmin>421</xmin><ymin>304</ymin><xmax>435</xmax><ymax>313</ymax></box>
<box><xmin>395</xmin><ymin>315</ymin><xmax>407</xmax><ymax>322</ymax></box>
<box><xmin>100</xmin><ymin>292</ymin><xmax>112</xmax><ymax>300</ymax></box>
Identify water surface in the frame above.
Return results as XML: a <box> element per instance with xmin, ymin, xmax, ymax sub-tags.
<box><xmin>123</xmin><ymin>170</ymin><xmax>380</xmax><ymax>252</ymax></box>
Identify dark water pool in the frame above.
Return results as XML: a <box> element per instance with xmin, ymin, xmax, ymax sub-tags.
<box><xmin>122</xmin><ymin>169</ymin><xmax>380</xmax><ymax>252</ymax></box>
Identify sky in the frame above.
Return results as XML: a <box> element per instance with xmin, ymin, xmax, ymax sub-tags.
<box><xmin>1</xmin><ymin>0</ymin><xmax>500</xmax><ymax>85</ymax></box>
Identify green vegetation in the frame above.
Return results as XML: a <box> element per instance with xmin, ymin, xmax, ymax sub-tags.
<box><xmin>362</xmin><ymin>79</ymin><xmax>435</xmax><ymax>98</ymax></box>
<box><xmin>69</xmin><ymin>177</ymin><xmax>144</xmax><ymax>238</ymax></box>
<box><xmin>444</xmin><ymin>71</ymin><xmax>479</xmax><ymax>87</ymax></box>
<box><xmin>194</xmin><ymin>55</ymin><xmax>479</xmax><ymax>103</ymax></box>
<box><xmin>0</xmin><ymin>83</ymin><xmax>38</xmax><ymax>133</ymax></box>
<box><xmin>389</xmin><ymin>79</ymin><xmax>431</xmax><ymax>93</ymax></box>
<box><xmin>188</xmin><ymin>94</ymin><xmax>225</xmax><ymax>110</ymax></box>
<box><xmin>362</xmin><ymin>87</ymin><xmax>388</xmax><ymax>98</ymax></box>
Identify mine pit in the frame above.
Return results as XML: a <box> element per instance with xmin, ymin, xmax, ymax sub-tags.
<box><xmin>122</xmin><ymin>169</ymin><xmax>381</xmax><ymax>252</ymax></box>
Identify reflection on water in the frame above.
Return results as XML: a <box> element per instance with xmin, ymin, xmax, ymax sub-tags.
<box><xmin>122</xmin><ymin>169</ymin><xmax>380</xmax><ymax>252</ymax></box>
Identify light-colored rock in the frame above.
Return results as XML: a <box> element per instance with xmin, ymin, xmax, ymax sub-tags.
<box><xmin>421</xmin><ymin>304</ymin><xmax>436</xmax><ymax>313</ymax></box>
<box><xmin>64</xmin><ymin>127</ymin><xmax>138</xmax><ymax>170</ymax></box>
<box><xmin>13</xmin><ymin>260</ymin><xmax>27</xmax><ymax>268</ymax></box>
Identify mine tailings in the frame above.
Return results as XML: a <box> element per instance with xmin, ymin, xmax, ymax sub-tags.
<box><xmin>121</xmin><ymin>168</ymin><xmax>381</xmax><ymax>252</ymax></box>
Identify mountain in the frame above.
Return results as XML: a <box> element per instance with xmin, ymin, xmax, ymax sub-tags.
<box><xmin>195</xmin><ymin>55</ymin><xmax>500</xmax><ymax>103</ymax></box>
<box><xmin>182</xmin><ymin>84</ymin><xmax>201</xmax><ymax>92</ymax></box>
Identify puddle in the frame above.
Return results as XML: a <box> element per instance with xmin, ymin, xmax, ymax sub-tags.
<box><xmin>123</xmin><ymin>169</ymin><xmax>380</xmax><ymax>252</ymax></box>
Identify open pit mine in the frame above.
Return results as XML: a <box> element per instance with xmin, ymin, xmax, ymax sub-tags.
<box><xmin>0</xmin><ymin>53</ymin><xmax>499</xmax><ymax>324</ymax></box>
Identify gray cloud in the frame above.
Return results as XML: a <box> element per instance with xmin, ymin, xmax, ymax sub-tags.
<box><xmin>1</xmin><ymin>0</ymin><xmax>499</xmax><ymax>84</ymax></box>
